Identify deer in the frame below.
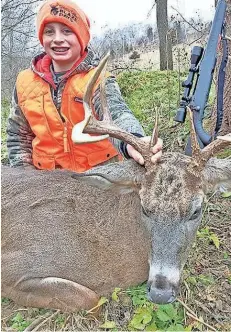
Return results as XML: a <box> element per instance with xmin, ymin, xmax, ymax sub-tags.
<box><xmin>1</xmin><ymin>54</ymin><xmax>231</xmax><ymax>313</ymax></box>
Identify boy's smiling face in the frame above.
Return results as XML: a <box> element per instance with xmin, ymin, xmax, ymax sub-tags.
<box><xmin>43</xmin><ymin>22</ymin><xmax>81</xmax><ymax>72</ymax></box>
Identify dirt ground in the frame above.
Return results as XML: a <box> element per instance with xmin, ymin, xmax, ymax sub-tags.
<box><xmin>182</xmin><ymin>196</ymin><xmax>231</xmax><ymax>330</ymax></box>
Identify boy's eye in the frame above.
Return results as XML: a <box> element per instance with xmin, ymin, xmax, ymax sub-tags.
<box><xmin>63</xmin><ymin>29</ymin><xmax>72</xmax><ymax>34</ymax></box>
<box><xmin>44</xmin><ymin>29</ymin><xmax>53</xmax><ymax>35</ymax></box>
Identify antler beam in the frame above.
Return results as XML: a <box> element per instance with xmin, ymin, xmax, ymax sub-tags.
<box><xmin>72</xmin><ymin>52</ymin><xmax>159</xmax><ymax>167</ymax></box>
<box><xmin>187</xmin><ymin>106</ymin><xmax>231</xmax><ymax>173</ymax></box>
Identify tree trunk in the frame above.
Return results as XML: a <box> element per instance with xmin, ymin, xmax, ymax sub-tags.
<box><xmin>211</xmin><ymin>0</ymin><xmax>231</xmax><ymax>135</ymax></box>
<box><xmin>220</xmin><ymin>0</ymin><xmax>231</xmax><ymax>134</ymax></box>
<box><xmin>156</xmin><ymin>0</ymin><xmax>173</xmax><ymax>70</ymax></box>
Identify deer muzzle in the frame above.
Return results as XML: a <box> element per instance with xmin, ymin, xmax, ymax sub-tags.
<box><xmin>147</xmin><ymin>266</ymin><xmax>180</xmax><ymax>304</ymax></box>
<box><xmin>147</xmin><ymin>275</ymin><xmax>178</xmax><ymax>304</ymax></box>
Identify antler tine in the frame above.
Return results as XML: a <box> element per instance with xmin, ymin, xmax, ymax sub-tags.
<box><xmin>72</xmin><ymin>53</ymin><xmax>110</xmax><ymax>143</ymax></box>
<box><xmin>217</xmin><ymin>133</ymin><xmax>231</xmax><ymax>142</ymax></box>
<box><xmin>83</xmin><ymin>51</ymin><xmax>111</xmax><ymax>122</ymax></box>
<box><xmin>201</xmin><ymin>133</ymin><xmax>231</xmax><ymax>161</ymax></box>
<box><xmin>187</xmin><ymin>105</ymin><xmax>230</xmax><ymax>173</ymax></box>
<box><xmin>187</xmin><ymin>106</ymin><xmax>207</xmax><ymax>174</ymax></box>
<box><xmin>187</xmin><ymin>106</ymin><xmax>202</xmax><ymax>161</ymax></box>
<box><xmin>72</xmin><ymin>52</ymin><xmax>151</xmax><ymax>161</ymax></box>
<box><xmin>99</xmin><ymin>59</ymin><xmax>111</xmax><ymax>123</ymax></box>
<box><xmin>150</xmin><ymin>107</ymin><xmax>159</xmax><ymax>150</ymax></box>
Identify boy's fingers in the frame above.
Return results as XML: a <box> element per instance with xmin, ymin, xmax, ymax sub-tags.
<box><xmin>127</xmin><ymin>137</ymin><xmax>163</xmax><ymax>165</ymax></box>
<box><xmin>151</xmin><ymin>138</ymin><xmax>163</xmax><ymax>154</ymax></box>
<box><xmin>151</xmin><ymin>150</ymin><xmax>162</xmax><ymax>164</ymax></box>
<box><xmin>139</xmin><ymin>137</ymin><xmax>163</xmax><ymax>153</ymax></box>
<box><xmin>127</xmin><ymin>144</ymin><xmax>144</xmax><ymax>165</ymax></box>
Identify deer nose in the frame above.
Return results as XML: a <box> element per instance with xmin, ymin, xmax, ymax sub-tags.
<box><xmin>147</xmin><ymin>285</ymin><xmax>176</xmax><ymax>304</ymax></box>
<box><xmin>147</xmin><ymin>275</ymin><xmax>177</xmax><ymax>304</ymax></box>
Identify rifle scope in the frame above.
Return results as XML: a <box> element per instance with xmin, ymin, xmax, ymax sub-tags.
<box><xmin>175</xmin><ymin>46</ymin><xmax>204</xmax><ymax>123</ymax></box>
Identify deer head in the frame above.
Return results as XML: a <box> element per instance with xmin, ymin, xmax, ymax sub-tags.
<box><xmin>72</xmin><ymin>54</ymin><xmax>231</xmax><ymax>304</ymax></box>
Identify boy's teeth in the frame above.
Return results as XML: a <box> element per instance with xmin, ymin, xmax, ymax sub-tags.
<box><xmin>53</xmin><ymin>48</ymin><xmax>68</xmax><ymax>52</ymax></box>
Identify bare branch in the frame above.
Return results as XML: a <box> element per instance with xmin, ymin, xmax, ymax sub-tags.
<box><xmin>171</xmin><ymin>6</ymin><xmax>203</xmax><ymax>33</ymax></box>
<box><xmin>189</xmin><ymin>33</ymin><xmax>207</xmax><ymax>46</ymax></box>
<box><xmin>147</xmin><ymin>1</ymin><xmax>156</xmax><ymax>19</ymax></box>
<box><xmin>2</xmin><ymin>13</ymin><xmax>36</xmax><ymax>33</ymax></box>
<box><xmin>1</xmin><ymin>0</ymin><xmax>42</xmax><ymax>12</ymax></box>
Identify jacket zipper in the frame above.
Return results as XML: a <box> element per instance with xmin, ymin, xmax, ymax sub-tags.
<box><xmin>58</xmin><ymin>91</ymin><xmax>77</xmax><ymax>170</ymax></box>
<box><xmin>63</xmin><ymin>123</ymin><xmax>70</xmax><ymax>153</ymax></box>
<box><xmin>53</xmin><ymin>85</ymin><xmax>71</xmax><ymax>153</ymax></box>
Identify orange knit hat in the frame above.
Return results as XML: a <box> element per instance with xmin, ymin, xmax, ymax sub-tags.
<box><xmin>37</xmin><ymin>0</ymin><xmax>91</xmax><ymax>55</ymax></box>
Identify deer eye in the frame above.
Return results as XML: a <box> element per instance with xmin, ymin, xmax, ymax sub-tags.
<box><xmin>190</xmin><ymin>208</ymin><xmax>201</xmax><ymax>220</ymax></box>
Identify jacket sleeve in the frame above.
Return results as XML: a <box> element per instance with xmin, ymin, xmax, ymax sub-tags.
<box><xmin>6</xmin><ymin>86</ymin><xmax>35</xmax><ymax>167</ymax></box>
<box><xmin>92</xmin><ymin>76</ymin><xmax>145</xmax><ymax>157</ymax></box>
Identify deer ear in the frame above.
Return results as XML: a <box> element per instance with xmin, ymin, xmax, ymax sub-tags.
<box><xmin>202</xmin><ymin>158</ymin><xmax>231</xmax><ymax>193</ymax></box>
<box><xmin>72</xmin><ymin>160</ymin><xmax>145</xmax><ymax>194</ymax></box>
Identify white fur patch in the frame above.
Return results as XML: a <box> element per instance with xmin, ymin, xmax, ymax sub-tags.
<box><xmin>148</xmin><ymin>265</ymin><xmax>180</xmax><ymax>284</ymax></box>
<box><xmin>41</xmin><ymin>277</ymin><xmax>77</xmax><ymax>287</ymax></box>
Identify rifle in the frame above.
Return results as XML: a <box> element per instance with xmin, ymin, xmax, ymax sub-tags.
<box><xmin>174</xmin><ymin>0</ymin><xmax>228</xmax><ymax>155</ymax></box>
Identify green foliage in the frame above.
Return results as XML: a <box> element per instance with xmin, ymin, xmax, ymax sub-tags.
<box><xmin>186</xmin><ymin>274</ymin><xmax>215</xmax><ymax>288</ymax></box>
<box><xmin>99</xmin><ymin>320</ymin><xmax>117</xmax><ymax>329</ymax></box>
<box><xmin>126</xmin><ymin>284</ymin><xmax>188</xmax><ymax>331</ymax></box>
<box><xmin>85</xmin><ymin>296</ymin><xmax>108</xmax><ymax>315</ymax></box>
<box><xmin>126</xmin><ymin>283</ymin><xmax>148</xmax><ymax>307</ymax></box>
<box><xmin>223</xmin><ymin>251</ymin><xmax>229</xmax><ymax>259</ymax></box>
<box><xmin>128</xmin><ymin>302</ymin><xmax>185</xmax><ymax>331</ymax></box>
<box><xmin>197</xmin><ymin>274</ymin><xmax>215</xmax><ymax>286</ymax></box>
<box><xmin>117</xmin><ymin>70</ymin><xmax>183</xmax><ymax>136</ymax></box>
<box><xmin>186</xmin><ymin>276</ymin><xmax>197</xmax><ymax>286</ymax></box>
<box><xmin>217</xmin><ymin>147</ymin><xmax>231</xmax><ymax>158</ymax></box>
<box><xmin>55</xmin><ymin>313</ymin><xmax>66</xmax><ymax>329</ymax></box>
<box><xmin>221</xmin><ymin>191</ymin><xmax>231</xmax><ymax>198</ymax></box>
<box><xmin>197</xmin><ymin>227</ymin><xmax>220</xmax><ymax>249</ymax></box>
<box><xmin>10</xmin><ymin>313</ymin><xmax>31</xmax><ymax>331</ymax></box>
<box><xmin>1</xmin><ymin>297</ymin><xmax>11</xmax><ymax>304</ymax></box>
<box><xmin>111</xmin><ymin>287</ymin><xmax>121</xmax><ymax>302</ymax></box>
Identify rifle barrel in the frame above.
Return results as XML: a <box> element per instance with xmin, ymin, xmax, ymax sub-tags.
<box><xmin>191</xmin><ymin>0</ymin><xmax>227</xmax><ymax>145</ymax></box>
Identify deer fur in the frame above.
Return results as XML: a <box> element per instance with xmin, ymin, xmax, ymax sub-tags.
<box><xmin>2</xmin><ymin>153</ymin><xmax>231</xmax><ymax>312</ymax></box>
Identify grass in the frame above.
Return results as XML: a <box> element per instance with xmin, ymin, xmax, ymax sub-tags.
<box><xmin>1</xmin><ymin>69</ymin><xmax>231</xmax><ymax>331</ymax></box>
<box><xmin>117</xmin><ymin>70</ymin><xmax>184</xmax><ymax>137</ymax></box>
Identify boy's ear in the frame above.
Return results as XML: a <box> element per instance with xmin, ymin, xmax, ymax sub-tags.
<box><xmin>202</xmin><ymin>158</ymin><xmax>231</xmax><ymax>193</ymax></box>
<box><xmin>72</xmin><ymin>160</ymin><xmax>145</xmax><ymax>194</ymax></box>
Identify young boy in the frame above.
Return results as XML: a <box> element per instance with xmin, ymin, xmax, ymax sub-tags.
<box><xmin>7</xmin><ymin>0</ymin><xmax>162</xmax><ymax>172</ymax></box>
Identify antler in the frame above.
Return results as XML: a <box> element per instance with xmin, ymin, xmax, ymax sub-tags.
<box><xmin>187</xmin><ymin>106</ymin><xmax>231</xmax><ymax>173</ymax></box>
<box><xmin>150</xmin><ymin>107</ymin><xmax>159</xmax><ymax>148</ymax></box>
<box><xmin>72</xmin><ymin>52</ymin><xmax>159</xmax><ymax>168</ymax></box>
<box><xmin>201</xmin><ymin>134</ymin><xmax>231</xmax><ymax>160</ymax></box>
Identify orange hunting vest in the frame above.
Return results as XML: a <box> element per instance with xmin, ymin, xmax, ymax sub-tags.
<box><xmin>16</xmin><ymin>68</ymin><xmax>120</xmax><ymax>172</ymax></box>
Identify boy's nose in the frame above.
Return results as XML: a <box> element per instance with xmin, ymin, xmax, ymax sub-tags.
<box><xmin>53</xmin><ymin>32</ymin><xmax>65</xmax><ymax>43</ymax></box>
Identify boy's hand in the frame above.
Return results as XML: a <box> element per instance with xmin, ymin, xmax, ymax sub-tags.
<box><xmin>127</xmin><ymin>136</ymin><xmax>163</xmax><ymax>165</ymax></box>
